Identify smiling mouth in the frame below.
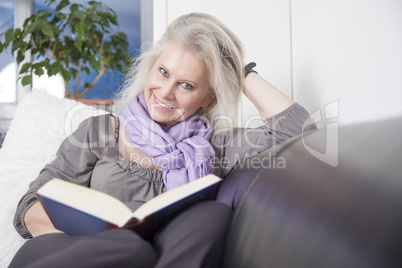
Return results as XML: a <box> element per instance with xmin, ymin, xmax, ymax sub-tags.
<box><xmin>155</xmin><ymin>96</ymin><xmax>176</xmax><ymax>109</ymax></box>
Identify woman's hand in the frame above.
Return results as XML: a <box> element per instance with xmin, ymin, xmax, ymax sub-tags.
<box><xmin>24</xmin><ymin>202</ymin><xmax>63</xmax><ymax>237</ymax></box>
<box><xmin>243</xmin><ymin>72</ymin><xmax>294</xmax><ymax>120</ymax></box>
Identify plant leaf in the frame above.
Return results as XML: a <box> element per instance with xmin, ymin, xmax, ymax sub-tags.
<box><xmin>25</xmin><ymin>21</ymin><xmax>38</xmax><ymax>33</ymax></box>
<box><xmin>55</xmin><ymin>12</ymin><xmax>67</xmax><ymax>22</ymax></box>
<box><xmin>84</xmin><ymin>67</ymin><xmax>90</xmax><ymax>75</ymax></box>
<box><xmin>55</xmin><ymin>0</ymin><xmax>69</xmax><ymax>11</ymax></box>
<box><xmin>34</xmin><ymin>67</ymin><xmax>45</xmax><ymax>76</ymax></box>
<box><xmin>19</xmin><ymin>62</ymin><xmax>31</xmax><ymax>74</ymax></box>
<box><xmin>36</xmin><ymin>10</ymin><xmax>47</xmax><ymax>16</ymax></box>
<box><xmin>75</xmin><ymin>22</ymin><xmax>86</xmax><ymax>37</ymax></box>
<box><xmin>89</xmin><ymin>55</ymin><xmax>101</xmax><ymax>71</ymax></box>
<box><xmin>39</xmin><ymin>35</ymin><xmax>49</xmax><ymax>46</ymax></box>
<box><xmin>16</xmin><ymin>50</ymin><xmax>25</xmax><ymax>64</ymax></box>
<box><xmin>74</xmin><ymin>38</ymin><xmax>82</xmax><ymax>50</ymax></box>
<box><xmin>23</xmin><ymin>17</ymin><xmax>31</xmax><ymax>27</ymax></box>
<box><xmin>41</xmin><ymin>23</ymin><xmax>53</xmax><ymax>37</ymax></box>
<box><xmin>21</xmin><ymin>75</ymin><xmax>32</xmax><ymax>86</ymax></box>
<box><xmin>61</xmin><ymin>69</ymin><xmax>71</xmax><ymax>82</ymax></box>
<box><xmin>14</xmin><ymin>28</ymin><xmax>21</xmax><ymax>37</ymax></box>
<box><xmin>5</xmin><ymin>28</ymin><xmax>14</xmax><ymax>44</ymax></box>
<box><xmin>70</xmin><ymin>3</ymin><xmax>79</xmax><ymax>12</ymax></box>
<box><xmin>47</xmin><ymin>0</ymin><xmax>57</xmax><ymax>8</ymax></box>
<box><xmin>52</xmin><ymin>62</ymin><xmax>62</xmax><ymax>74</ymax></box>
<box><xmin>77</xmin><ymin>10</ymin><xmax>86</xmax><ymax>21</ymax></box>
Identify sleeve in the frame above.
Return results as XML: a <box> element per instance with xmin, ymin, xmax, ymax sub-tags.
<box><xmin>13</xmin><ymin>116</ymin><xmax>99</xmax><ymax>239</ymax></box>
<box><xmin>212</xmin><ymin>103</ymin><xmax>316</xmax><ymax>178</ymax></box>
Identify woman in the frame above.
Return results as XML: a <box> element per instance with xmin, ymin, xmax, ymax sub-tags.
<box><xmin>11</xmin><ymin>13</ymin><xmax>315</xmax><ymax>267</ymax></box>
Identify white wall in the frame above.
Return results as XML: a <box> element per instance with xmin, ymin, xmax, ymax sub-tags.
<box><xmin>152</xmin><ymin>0</ymin><xmax>292</xmax><ymax>127</ymax></box>
<box><xmin>291</xmin><ymin>0</ymin><xmax>402</xmax><ymax>125</ymax></box>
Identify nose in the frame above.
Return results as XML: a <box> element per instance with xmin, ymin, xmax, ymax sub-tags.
<box><xmin>159</xmin><ymin>80</ymin><xmax>176</xmax><ymax>100</ymax></box>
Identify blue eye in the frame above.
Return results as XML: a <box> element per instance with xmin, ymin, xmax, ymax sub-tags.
<box><xmin>181</xmin><ymin>82</ymin><xmax>194</xmax><ymax>90</ymax></box>
<box><xmin>159</xmin><ymin>68</ymin><xmax>168</xmax><ymax>77</ymax></box>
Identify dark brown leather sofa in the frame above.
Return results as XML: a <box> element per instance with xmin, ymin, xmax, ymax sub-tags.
<box><xmin>217</xmin><ymin>117</ymin><xmax>402</xmax><ymax>268</ymax></box>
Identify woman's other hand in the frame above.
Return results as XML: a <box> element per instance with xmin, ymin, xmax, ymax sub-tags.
<box><xmin>24</xmin><ymin>202</ymin><xmax>62</xmax><ymax>237</ymax></box>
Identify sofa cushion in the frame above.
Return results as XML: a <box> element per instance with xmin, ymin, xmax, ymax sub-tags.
<box><xmin>0</xmin><ymin>90</ymin><xmax>108</xmax><ymax>267</ymax></box>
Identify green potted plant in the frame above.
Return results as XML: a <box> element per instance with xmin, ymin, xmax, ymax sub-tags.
<box><xmin>0</xmin><ymin>0</ymin><xmax>132</xmax><ymax>99</ymax></box>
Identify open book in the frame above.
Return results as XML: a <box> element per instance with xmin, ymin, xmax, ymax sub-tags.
<box><xmin>36</xmin><ymin>174</ymin><xmax>222</xmax><ymax>240</ymax></box>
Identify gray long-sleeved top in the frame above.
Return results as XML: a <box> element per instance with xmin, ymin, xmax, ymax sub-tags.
<box><xmin>14</xmin><ymin>103</ymin><xmax>315</xmax><ymax>239</ymax></box>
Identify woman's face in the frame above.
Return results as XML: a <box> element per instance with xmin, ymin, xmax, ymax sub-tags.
<box><xmin>144</xmin><ymin>42</ymin><xmax>214</xmax><ymax>127</ymax></box>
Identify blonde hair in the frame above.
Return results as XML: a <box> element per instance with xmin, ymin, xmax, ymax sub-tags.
<box><xmin>115</xmin><ymin>13</ymin><xmax>245</xmax><ymax>132</ymax></box>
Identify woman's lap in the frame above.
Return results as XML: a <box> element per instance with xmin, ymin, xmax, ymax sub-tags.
<box><xmin>154</xmin><ymin>200</ymin><xmax>232</xmax><ymax>268</ymax></box>
<box><xmin>9</xmin><ymin>229</ymin><xmax>157</xmax><ymax>268</ymax></box>
<box><xmin>9</xmin><ymin>200</ymin><xmax>231</xmax><ymax>268</ymax></box>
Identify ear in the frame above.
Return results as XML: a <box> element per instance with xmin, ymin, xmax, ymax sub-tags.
<box><xmin>202</xmin><ymin>93</ymin><xmax>216</xmax><ymax>109</ymax></box>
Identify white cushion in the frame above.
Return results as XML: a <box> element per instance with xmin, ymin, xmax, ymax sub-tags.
<box><xmin>0</xmin><ymin>90</ymin><xmax>108</xmax><ymax>267</ymax></box>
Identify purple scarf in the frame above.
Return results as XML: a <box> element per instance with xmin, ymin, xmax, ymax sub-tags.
<box><xmin>122</xmin><ymin>92</ymin><xmax>215</xmax><ymax>190</ymax></box>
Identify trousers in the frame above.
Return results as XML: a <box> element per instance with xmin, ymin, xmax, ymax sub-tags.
<box><xmin>9</xmin><ymin>201</ymin><xmax>231</xmax><ymax>268</ymax></box>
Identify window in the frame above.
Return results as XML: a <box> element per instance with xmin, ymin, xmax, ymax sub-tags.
<box><xmin>33</xmin><ymin>0</ymin><xmax>141</xmax><ymax>100</ymax></box>
<box><xmin>0</xmin><ymin>0</ymin><xmax>144</xmax><ymax>138</ymax></box>
<box><xmin>0</xmin><ymin>0</ymin><xmax>15</xmax><ymax>103</ymax></box>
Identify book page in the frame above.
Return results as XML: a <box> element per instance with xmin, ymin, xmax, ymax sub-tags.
<box><xmin>133</xmin><ymin>174</ymin><xmax>221</xmax><ymax>220</ymax></box>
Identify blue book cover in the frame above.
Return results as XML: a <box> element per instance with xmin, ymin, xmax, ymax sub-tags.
<box><xmin>36</xmin><ymin>175</ymin><xmax>222</xmax><ymax>240</ymax></box>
